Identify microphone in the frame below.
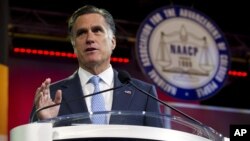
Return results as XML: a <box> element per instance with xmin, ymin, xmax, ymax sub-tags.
<box><xmin>30</xmin><ymin>83</ymin><xmax>125</xmax><ymax>123</ymax></box>
<box><xmin>118</xmin><ymin>70</ymin><xmax>204</xmax><ymax>126</ymax></box>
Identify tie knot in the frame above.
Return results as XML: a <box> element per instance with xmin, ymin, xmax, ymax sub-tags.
<box><xmin>89</xmin><ymin>75</ymin><xmax>100</xmax><ymax>86</ymax></box>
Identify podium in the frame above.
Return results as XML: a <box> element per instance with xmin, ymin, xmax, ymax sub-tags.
<box><xmin>10</xmin><ymin>111</ymin><xmax>228</xmax><ymax>141</ymax></box>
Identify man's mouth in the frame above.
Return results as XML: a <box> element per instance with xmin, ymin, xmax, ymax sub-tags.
<box><xmin>85</xmin><ymin>48</ymin><xmax>97</xmax><ymax>52</ymax></box>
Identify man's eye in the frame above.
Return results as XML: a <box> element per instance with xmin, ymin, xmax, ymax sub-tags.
<box><xmin>92</xmin><ymin>27</ymin><xmax>103</xmax><ymax>33</ymax></box>
<box><xmin>76</xmin><ymin>30</ymin><xmax>86</xmax><ymax>37</ymax></box>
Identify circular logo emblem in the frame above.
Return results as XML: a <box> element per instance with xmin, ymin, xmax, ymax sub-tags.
<box><xmin>136</xmin><ymin>5</ymin><xmax>230</xmax><ymax>100</ymax></box>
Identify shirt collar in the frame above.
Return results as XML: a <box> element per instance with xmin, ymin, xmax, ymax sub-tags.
<box><xmin>99</xmin><ymin>66</ymin><xmax>114</xmax><ymax>86</ymax></box>
<box><xmin>78</xmin><ymin>65</ymin><xmax>114</xmax><ymax>86</ymax></box>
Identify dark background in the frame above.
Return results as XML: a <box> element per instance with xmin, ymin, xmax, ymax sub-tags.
<box><xmin>9</xmin><ymin>0</ymin><xmax>250</xmax><ymax>35</ymax></box>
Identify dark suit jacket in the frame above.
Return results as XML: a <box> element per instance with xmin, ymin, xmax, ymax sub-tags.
<box><xmin>30</xmin><ymin>69</ymin><xmax>162</xmax><ymax>127</ymax></box>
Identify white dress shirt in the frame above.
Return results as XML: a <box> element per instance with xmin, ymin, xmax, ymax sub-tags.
<box><xmin>78</xmin><ymin>66</ymin><xmax>114</xmax><ymax>113</ymax></box>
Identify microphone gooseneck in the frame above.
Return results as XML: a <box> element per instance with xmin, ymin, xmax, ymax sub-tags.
<box><xmin>118</xmin><ymin>70</ymin><xmax>204</xmax><ymax>126</ymax></box>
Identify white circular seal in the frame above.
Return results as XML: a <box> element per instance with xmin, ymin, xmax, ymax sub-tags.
<box><xmin>136</xmin><ymin>5</ymin><xmax>230</xmax><ymax>100</ymax></box>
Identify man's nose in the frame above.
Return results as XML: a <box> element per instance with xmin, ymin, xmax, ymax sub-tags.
<box><xmin>86</xmin><ymin>31</ymin><xmax>94</xmax><ymax>44</ymax></box>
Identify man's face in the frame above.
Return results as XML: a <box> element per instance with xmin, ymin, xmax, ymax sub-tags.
<box><xmin>71</xmin><ymin>13</ymin><xmax>116</xmax><ymax>70</ymax></box>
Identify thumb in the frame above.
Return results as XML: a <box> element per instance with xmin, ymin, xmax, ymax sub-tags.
<box><xmin>54</xmin><ymin>90</ymin><xmax>62</xmax><ymax>104</ymax></box>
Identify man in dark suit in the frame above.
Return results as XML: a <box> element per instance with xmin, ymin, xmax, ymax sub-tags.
<box><xmin>30</xmin><ymin>5</ymin><xmax>162</xmax><ymax>127</ymax></box>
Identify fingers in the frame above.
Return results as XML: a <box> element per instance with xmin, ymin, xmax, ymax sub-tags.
<box><xmin>54</xmin><ymin>90</ymin><xmax>62</xmax><ymax>104</ymax></box>
<box><xmin>34</xmin><ymin>78</ymin><xmax>52</xmax><ymax>107</ymax></box>
<box><xmin>41</xmin><ymin>78</ymin><xmax>51</xmax><ymax>98</ymax></box>
<box><xmin>38</xmin><ymin>92</ymin><xmax>53</xmax><ymax>106</ymax></box>
<box><xmin>34</xmin><ymin>91</ymin><xmax>42</xmax><ymax>106</ymax></box>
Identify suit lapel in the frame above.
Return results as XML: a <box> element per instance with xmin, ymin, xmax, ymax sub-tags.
<box><xmin>61</xmin><ymin>72</ymin><xmax>88</xmax><ymax>114</ymax></box>
<box><xmin>112</xmin><ymin>70</ymin><xmax>135</xmax><ymax>111</ymax></box>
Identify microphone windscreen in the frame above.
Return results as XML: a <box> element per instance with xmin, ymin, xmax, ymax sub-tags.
<box><xmin>118</xmin><ymin>70</ymin><xmax>131</xmax><ymax>84</ymax></box>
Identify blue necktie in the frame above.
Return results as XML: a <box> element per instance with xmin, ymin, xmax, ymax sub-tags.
<box><xmin>89</xmin><ymin>76</ymin><xmax>107</xmax><ymax>124</ymax></box>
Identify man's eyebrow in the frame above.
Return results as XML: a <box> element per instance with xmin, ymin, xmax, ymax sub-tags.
<box><xmin>91</xmin><ymin>25</ymin><xmax>104</xmax><ymax>28</ymax></box>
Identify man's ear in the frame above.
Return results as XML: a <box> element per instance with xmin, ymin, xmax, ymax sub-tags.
<box><xmin>70</xmin><ymin>39</ymin><xmax>78</xmax><ymax>56</ymax></box>
<box><xmin>111</xmin><ymin>36</ymin><xmax>116</xmax><ymax>50</ymax></box>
